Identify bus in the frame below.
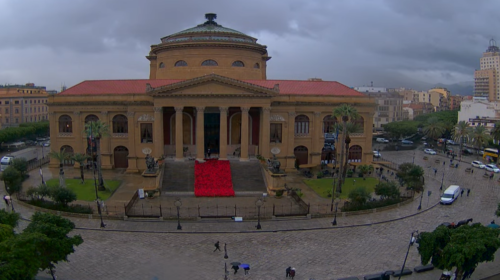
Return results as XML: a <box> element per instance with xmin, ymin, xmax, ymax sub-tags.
<box><xmin>483</xmin><ymin>148</ymin><xmax>499</xmax><ymax>163</ymax></box>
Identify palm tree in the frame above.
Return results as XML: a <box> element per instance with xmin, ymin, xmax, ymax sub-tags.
<box><xmin>423</xmin><ymin>117</ymin><xmax>445</xmax><ymax>140</ymax></box>
<box><xmin>48</xmin><ymin>149</ymin><xmax>70</xmax><ymax>187</ymax></box>
<box><xmin>333</xmin><ymin>104</ymin><xmax>359</xmax><ymax>193</ymax></box>
<box><xmin>453</xmin><ymin>121</ymin><xmax>470</xmax><ymax>160</ymax></box>
<box><xmin>468</xmin><ymin>125</ymin><xmax>491</xmax><ymax>156</ymax></box>
<box><xmin>491</xmin><ymin>122</ymin><xmax>500</xmax><ymax>143</ymax></box>
<box><xmin>84</xmin><ymin>120</ymin><xmax>110</xmax><ymax>191</ymax></box>
<box><xmin>72</xmin><ymin>153</ymin><xmax>90</xmax><ymax>184</ymax></box>
<box><xmin>357</xmin><ymin>164</ymin><xmax>374</xmax><ymax>180</ymax></box>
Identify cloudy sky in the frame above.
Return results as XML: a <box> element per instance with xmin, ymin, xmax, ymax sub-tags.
<box><xmin>0</xmin><ymin>0</ymin><xmax>497</xmax><ymax>92</ymax></box>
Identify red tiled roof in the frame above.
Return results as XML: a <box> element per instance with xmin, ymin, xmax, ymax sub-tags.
<box><xmin>59</xmin><ymin>79</ymin><xmax>365</xmax><ymax>97</ymax></box>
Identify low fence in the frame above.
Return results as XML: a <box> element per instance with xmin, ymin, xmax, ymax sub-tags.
<box><xmin>27</xmin><ymin>157</ymin><xmax>50</xmax><ymax>172</ymax></box>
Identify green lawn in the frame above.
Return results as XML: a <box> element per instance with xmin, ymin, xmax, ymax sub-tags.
<box><xmin>304</xmin><ymin>177</ymin><xmax>378</xmax><ymax>199</ymax></box>
<box><xmin>46</xmin><ymin>179</ymin><xmax>121</xmax><ymax>201</ymax></box>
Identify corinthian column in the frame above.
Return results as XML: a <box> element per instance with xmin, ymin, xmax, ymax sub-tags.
<box><xmin>261</xmin><ymin>107</ymin><xmax>271</xmax><ymax>158</ymax></box>
<box><xmin>196</xmin><ymin>107</ymin><xmax>205</xmax><ymax>161</ymax></box>
<box><xmin>240</xmin><ymin>107</ymin><xmax>250</xmax><ymax>161</ymax></box>
<box><xmin>175</xmin><ymin>107</ymin><xmax>184</xmax><ymax>161</ymax></box>
<box><xmin>219</xmin><ymin>107</ymin><xmax>228</xmax><ymax>160</ymax></box>
<box><xmin>153</xmin><ymin>107</ymin><xmax>164</xmax><ymax>158</ymax></box>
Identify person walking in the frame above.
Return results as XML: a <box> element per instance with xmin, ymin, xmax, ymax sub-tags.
<box><xmin>232</xmin><ymin>264</ymin><xmax>239</xmax><ymax>274</ymax></box>
<box><xmin>471</xmin><ymin>169</ymin><xmax>474</xmax><ymax>174</ymax></box>
<box><xmin>467</xmin><ymin>189</ymin><xmax>471</xmax><ymax>197</ymax></box>
<box><xmin>213</xmin><ymin>241</ymin><xmax>221</xmax><ymax>252</ymax></box>
<box><xmin>443</xmin><ymin>161</ymin><xmax>445</xmax><ymax>166</ymax></box>
<box><xmin>289</xmin><ymin>268</ymin><xmax>296</xmax><ymax>279</ymax></box>
<box><xmin>286</xmin><ymin>267</ymin><xmax>291</xmax><ymax>278</ymax></box>
<box><xmin>3</xmin><ymin>195</ymin><xmax>9</xmax><ymax>207</ymax></box>
<box><xmin>434</xmin><ymin>169</ymin><xmax>437</xmax><ymax>176</ymax></box>
<box><xmin>461</xmin><ymin>189</ymin><xmax>464</xmax><ymax>197</ymax></box>
<box><xmin>242</xmin><ymin>264</ymin><xmax>250</xmax><ymax>275</ymax></box>
<box><xmin>207</xmin><ymin>148</ymin><xmax>211</xmax><ymax>158</ymax></box>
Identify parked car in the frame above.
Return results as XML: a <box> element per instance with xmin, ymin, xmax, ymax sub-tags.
<box><xmin>471</xmin><ymin>160</ymin><xmax>486</xmax><ymax>169</ymax></box>
<box><xmin>485</xmin><ymin>164</ymin><xmax>500</xmax><ymax>173</ymax></box>
<box><xmin>42</xmin><ymin>141</ymin><xmax>50</xmax><ymax>147</ymax></box>
<box><xmin>446</xmin><ymin>140</ymin><xmax>457</xmax><ymax>145</ymax></box>
<box><xmin>424</xmin><ymin>148</ymin><xmax>437</xmax><ymax>155</ymax></box>
<box><xmin>376</xmin><ymin>138</ymin><xmax>389</xmax><ymax>143</ymax></box>
<box><xmin>401</xmin><ymin>140</ymin><xmax>414</xmax><ymax>145</ymax></box>
<box><xmin>462</xmin><ymin>148</ymin><xmax>474</xmax><ymax>155</ymax></box>
<box><xmin>373</xmin><ymin>151</ymin><xmax>381</xmax><ymax>158</ymax></box>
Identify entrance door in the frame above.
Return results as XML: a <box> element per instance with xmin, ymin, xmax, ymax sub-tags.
<box><xmin>204</xmin><ymin>113</ymin><xmax>220</xmax><ymax>154</ymax></box>
<box><xmin>114</xmin><ymin>146</ymin><xmax>129</xmax><ymax>168</ymax></box>
<box><xmin>294</xmin><ymin>146</ymin><xmax>309</xmax><ymax>165</ymax></box>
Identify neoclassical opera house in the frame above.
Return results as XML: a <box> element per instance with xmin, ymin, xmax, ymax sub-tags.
<box><xmin>48</xmin><ymin>14</ymin><xmax>375</xmax><ymax>173</ymax></box>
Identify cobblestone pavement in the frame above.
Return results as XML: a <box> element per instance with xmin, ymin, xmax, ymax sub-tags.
<box><xmin>2</xmin><ymin>149</ymin><xmax>500</xmax><ymax>280</ymax></box>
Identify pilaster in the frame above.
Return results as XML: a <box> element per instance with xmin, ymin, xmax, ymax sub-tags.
<box><xmin>100</xmin><ymin>111</ymin><xmax>112</xmax><ymax>169</ymax></box>
<box><xmin>311</xmin><ymin>112</ymin><xmax>322</xmax><ymax>165</ymax></box>
<box><xmin>286</xmin><ymin>112</ymin><xmax>296</xmax><ymax>171</ymax></box>
<box><xmin>196</xmin><ymin>107</ymin><xmax>205</xmax><ymax>161</ymax></box>
<box><xmin>175</xmin><ymin>107</ymin><xmax>184</xmax><ymax>161</ymax></box>
<box><xmin>260</xmin><ymin>107</ymin><xmax>271</xmax><ymax>158</ymax></box>
<box><xmin>126</xmin><ymin>111</ymin><xmax>139</xmax><ymax>173</ymax></box>
<box><xmin>49</xmin><ymin>112</ymin><xmax>58</xmax><ymax>168</ymax></box>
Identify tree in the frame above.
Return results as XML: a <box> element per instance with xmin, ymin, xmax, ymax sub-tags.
<box><xmin>0</xmin><ymin>166</ymin><xmax>22</xmax><ymax>196</ymax></box>
<box><xmin>0</xmin><ymin>224</ymin><xmax>14</xmax><ymax>243</ymax></box>
<box><xmin>469</xmin><ymin>125</ymin><xmax>491</xmax><ymax>156</ymax></box>
<box><xmin>348</xmin><ymin>187</ymin><xmax>371</xmax><ymax>205</ymax></box>
<box><xmin>0</xmin><ymin>209</ymin><xmax>20</xmax><ymax>228</ymax></box>
<box><xmin>72</xmin><ymin>153</ymin><xmax>90</xmax><ymax>183</ymax></box>
<box><xmin>49</xmin><ymin>148</ymin><xmax>70</xmax><ymax>187</ymax></box>
<box><xmin>357</xmin><ymin>164</ymin><xmax>374</xmax><ymax>179</ymax></box>
<box><xmin>23</xmin><ymin>212</ymin><xmax>84</xmax><ymax>279</ymax></box>
<box><xmin>397</xmin><ymin>163</ymin><xmax>424</xmax><ymax>193</ymax></box>
<box><xmin>382</xmin><ymin>121</ymin><xmax>419</xmax><ymax>140</ymax></box>
<box><xmin>50</xmin><ymin>186</ymin><xmax>77</xmax><ymax>207</ymax></box>
<box><xmin>11</xmin><ymin>157</ymin><xmax>28</xmax><ymax>179</ymax></box>
<box><xmin>491</xmin><ymin>122</ymin><xmax>500</xmax><ymax>143</ymax></box>
<box><xmin>422</xmin><ymin>117</ymin><xmax>445</xmax><ymax>140</ymax></box>
<box><xmin>84</xmin><ymin>120</ymin><xmax>110</xmax><ymax>191</ymax></box>
<box><xmin>417</xmin><ymin>223</ymin><xmax>500</xmax><ymax>280</ymax></box>
<box><xmin>375</xmin><ymin>181</ymin><xmax>400</xmax><ymax>199</ymax></box>
<box><xmin>453</xmin><ymin>121</ymin><xmax>470</xmax><ymax>161</ymax></box>
<box><xmin>333</xmin><ymin>104</ymin><xmax>359</xmax><ymax>193</ymax></box>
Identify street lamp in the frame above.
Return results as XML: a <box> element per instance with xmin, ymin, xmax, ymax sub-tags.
<box><xmin>174</xmin><ymin>199</ymin><xmax>182</xmax><ymax>230</ymax></box>
<box><xmin>330</xmin><ymin>157</ymin><xmax>338</xmax><ymax>211</ymax></box>
<box><xmin>332</xmin><ymin>197</ymin><xmax>340</xmax><ymax>226</ymax></box>
<box><xmin>398</xmin><ymin>230</ymin><xmax>419</xmax><ymax>280</ymax></box>
<box><xmin>90</xmin><ymin>123</ymin><xmax>105</xmax><ymax>229</ymax></box>
<box><xmin>223</xmin><ymin>243</ymin><xmax>229</xmax><ymax>280</ymax></box>
<box><xmin>255</xmin><ymin>199</ymin><xmax>263</xmax><ymax>230</ymax></box>
<box><xmin>417</xmin><ymin>192</ymin><xmax>423</xmax><ymax>210</ymax></box>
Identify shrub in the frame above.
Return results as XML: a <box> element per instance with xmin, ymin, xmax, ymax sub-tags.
<box><xmin>11</xmin><ymin>158</ymin><xmax>28</xmax><ymax>178</ymax></box>
<box><xmin>26</xmin><ymin>200</ymin><xmax>93</xmax><ymax>214</ymax></box>
<box><xmin>51</xmin><ymin>186</ymin><xmax>77</xmax><ymax>207</ymax></box>
<box><xmin>375</xmin><ymin>182</ymin><xmax>400</xmax><ymax>199</ymax></box>
<box><xmin>343</xmin><ymin>197</ymin><xmax>404</xmax><ymax>211</ymax></box>
<box><xmin>348</xmin><ymin>187</ymin><xmax>371</xmax><ymax>205</ymax></box>
<box><xmin>0</xmin><ymin>209</ymin><xmax>20</xmax><ymax>228</ymax></box>
<box><xmin>316</xmin><ymin>171</ymin><xmax>324</xmax><ymax>179</ymax></box>
<box><xmin>26</xmin><ymin>184</ymin><xmax>52</xmax><ymax>201</ymax></box>
<box><xmin>276</xmin><ymin>190</ymin><xmax>284</xmax><ymax>197</ymax></box>
<box><xmin>0</xmin><ymin>166</ymin><xmax>22</xmax><ymax>195</ymax></box>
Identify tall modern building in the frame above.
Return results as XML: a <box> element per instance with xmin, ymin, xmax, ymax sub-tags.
<box><xmin>474</xmin><ymin>39</ymin><xmax>500</xmax><ymax>101</ymax></box>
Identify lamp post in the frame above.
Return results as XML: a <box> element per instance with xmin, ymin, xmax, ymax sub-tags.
<box><xmin>417</xmin><ymin>192</ymin><xmax>423</xmax><ymax>210</ymax></box>
<box><xmin>440</xmin><ymin>171</ymin><xmax>445</xmax><ymax>191</ymax></box>
<box><xmin>330</xmin><ymin>157</ymin><xmax>337</xmax><ymax>211</ymax></box>
<box><xmin>398</xmin><ymin>230</ymin><xmax>419</xmax><ymax>280</ymax></box>
<box><xmin>332</xmin><ymin>197</ymin><xmax>340</xmax><ymax>226</ymax></box>
<box><xmin>174</xmin><ymin>199</ymin><xmax>182</xmax><ymax>230</ymax></box>
<box><xmin>255</xmin><ymin>199</ymin><xmax>263</xmax><ymax>230</ymax></box>
<box><xmin>223</xmin><ymin>243</ymin><xmax>229</xmax><ymax>280</ymax></box>
<box><xmin>90</xmin><ymin>123</ymin><xmax>105</xmax><ymax>228</ymax></box>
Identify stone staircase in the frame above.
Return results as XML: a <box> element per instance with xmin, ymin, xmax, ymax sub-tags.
<box><xmin>229</xmin><ymin>160</ymin><xmax>267</xmax><ymax>192</ymax></box>
<box><xmin>162</xmin><ymin>160</ymin><xmax>195</xmax><ymax>193</ymax></box>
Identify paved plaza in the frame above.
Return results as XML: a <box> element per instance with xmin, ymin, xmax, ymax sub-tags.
<box><xmin>2</xmin><ymin>149</ymin><xmax>500</xmax><ymax>279</ymax></box>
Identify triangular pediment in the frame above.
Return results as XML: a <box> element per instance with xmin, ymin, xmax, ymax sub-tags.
<box><xmin>148</xmin><ymin>74</ymin><xmax>279</xmax><ymax>97</ymax></box>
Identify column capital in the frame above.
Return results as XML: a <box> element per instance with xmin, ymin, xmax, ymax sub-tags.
<box><xmin>241</xmin><ymin>107</ymin><xmax>250</xmax><ymax>113</ymax></box>
<box><xmin>174</xmin><ymin>106</ymin><xmax>184</xmax><ymax>112</ymax></box>
<box><xmin>196</xmin><ymin>107</ymin><xmax>205</xmax><ymax>113</ymax></box>
<box><xmin>154</xmin><ymin>107</ymin><xmax>163</xmax><ymax>113</ymax></box>
<box><xmin>101</xmin><ymin>111</ymin><xmax>108</xmax><ymax>116</ymax></box>
<box><xmin>314</xmin><ymin>112</ymin><xmax>321</xmax><ymax>117</ymax></box>
<box><xmin>126</xmin><ymin>111</ymin><xmax>135</xmax><ymax>117</ymax></box>
<box><xmin>262</xmin><ymin>107</ymin><xmax>271</xmax><ymax>113</ymax></box>
<box><xmin>74</xmin><ymin>111</ymin><xmax>81</xmax><ymax>116</ymax></box>
<box><xmin>288</xmin><ymin>112</ymin><xmax>296</xmax><ymax>118</ymax></box>
<box><xmin>219</xmin><ymin>107</ymin><xmax>228</xmax><ymax>114</ymax></box>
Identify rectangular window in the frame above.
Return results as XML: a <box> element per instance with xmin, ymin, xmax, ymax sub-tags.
<box><xmin>270</xmin><ymin>123</ymin><xmax>282</xmax><ymax>143</ymax></box>
<box><xmin>6</xmin><ymin>118</ymin><xmax>9</xmax><ymax>123</ymax></box>
<box><xmin>14</xmin><ymin>100</ymin><xmax>19</xmax><ymax>104</ymax></box>
<box><xmin>5</xmin><ymin>108</ymin><xmax>8</xmax><ymax>114</ymax></box>
<box><xmin>5</xmin><ymin>101</ymin><xmax>9</xmax><ymax>105</ymax></box>
<box><xmin>140</xmin><ymin>123</ymin><xmax>153</xmax><ymax>143</ymax></box>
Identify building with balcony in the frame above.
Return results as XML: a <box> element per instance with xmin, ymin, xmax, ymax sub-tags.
<box><xmin>474</xmin><ymin>39</ymin><xmax>500</xmax><ymax>101</ymax></box>
<box><xmin>353</xmin><ymin>87</ymin><xmax>403</xmax><ymax>131</ymax></box>
<box><xmin>48</xmin><ymin>13</ymin><xmax>376</xmax><ymax>172</ymax></box>
<box><xmin>0</xmin><ymin>83</ymin><xmax>49</xmax><ymax>128</ymax></box>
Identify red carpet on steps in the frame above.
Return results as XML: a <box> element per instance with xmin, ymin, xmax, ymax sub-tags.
<box><xmin>194</xmin><ymin>159</ymin><xmax>235</xmax><ymax>197</ymax></box>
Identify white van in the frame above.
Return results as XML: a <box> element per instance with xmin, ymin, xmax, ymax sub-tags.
<box><xmin>440</xmin><ymin>185</ymin><xmax>460</xmax><ymax>205</ymax></box>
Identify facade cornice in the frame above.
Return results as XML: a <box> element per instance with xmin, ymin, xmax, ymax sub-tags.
<box><xmin>270</xmin><ymin>101</ymin><xmax>377</xmax><ymax>108</ymax></box>
<box><xmin>150</xmin><ymin>42</ymin><xmax>267</xmax><ymax>56</ymax></box>
<box><xmin>49</xmin><ymin>101</ymin><xmax>153</xmax><ymax>107</ymax></box>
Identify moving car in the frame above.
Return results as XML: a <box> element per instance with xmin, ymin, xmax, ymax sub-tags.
<box><xmin>462</xmin><ymin>148</ymin><xmax>474</xmax><ymax>155</ymax></box>
<box><xmin>471</xmin><ymin>161</ymin><xmax>486</xmax><ymax>169</ymax></box>
<box><xmin>485</xmin><ymin>164</ymin><xmax>500</xmax><ymax>173</ymax></box>
<box><xmin>440</xmin><ymin>185</ymin><xmax>460</xmax><ymax>205</ymax></box>
<box><xmin>401</xmin><ymin>140</ymin><xmax>413</xmax><ymax>145</ymax></box>
<box><xmin>373</xmin><ymin>151</ymin><xmax>381</xmax><ymax>158</ymax></box>
<box><xmin>424</xmin><ymin>148</ymin><xmax>437</xmax><ymax>155</ymax></box>
<box><xmin>376</xmin><ymin>138</ymin><xmax>389</xmax><ymax>143</ymax></box>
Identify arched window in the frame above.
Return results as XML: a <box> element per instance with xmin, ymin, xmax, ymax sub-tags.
<box><xmin>85</xmin><ymin>114</ymin><xmax>99</xmax><ymax>123</ymax></box>
<box><xmin>353</xmin><ymin>116</ymin><xmax>365</xmax><ymax>133</ymax></box>
<box><xmin>201</xmin><ymin>59</ymin><xmax>218</xmax><ymax>66</ymax></box>
<box><xmin>232</xmin><ymin>61</ymin><xmax>244</xmax><ymax>67</ymax></box>
<box><xmin>159</xmin><ymin>62</ymin><xmax>165</xmax><ymax>68</ymax></box>
<box><xmin>254</xmin><ymin>63</ymin><xmax>260</xmax><ymax>69</ymax></box>
<box><xmin>294</xmin><ymin>115</ymin><xmax>309</xmax><ymax>136</ymax></box>
<box><xmin>112</xmin><ymin>114</ymin><xmax>128</xmax><ymax>133</ymax></box>
<box><xmin>348</xmin><ymin>145</ymin><xmax>362</xmax><ymax>161</ymax></box>
<box><xmin>174</xmin><ymin>60</ymin><xmax>187</xmax><ymax>67</ymax></box>
<box><xmin>60</xmin><ymin>145</ymin><xmax>75</xmax><ymax>166</ymax></box>
<box><xmin>59</xmin><ymin>115</ymin><xmax>72</xmax><ymax>133</ymax></box>
<box><xmin>323</xmin><ymin>115</ymin><xmax>337</xmax><ymax>133</ymax></box>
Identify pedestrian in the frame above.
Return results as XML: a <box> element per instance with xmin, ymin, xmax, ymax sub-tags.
<box><xmin>213</xmin><ymin>241</ymin><xmax>221</xmax><ymax>252</ymax></box>
<box><xmin>232</xmin><ymin>265</ymin><xmax>239</xmax><ymax>274</ymax></box>
<box><xmin>286</xmin><ymin>266</ymin><xmax>291</xmax><ymax>278</ymax></box>
<box><xmin>3</xmin><ymin>195</ymin><xmax>9</xmax><ymax>206</ymax></box>
<box><xmin>443</xmin><ymin>161</ymin><xmax>445</xmax><ymax>166</ymax></box>
<box><xmin>471</xmin><ymin>169</ymin><xmax>474</xmax><ymax>174</ymax></box>
<box><xmin>455</xmin><ymin>163</ymin><xmax>459</xmax><ymax>168</ymax></box>
<box><xmin>289</xmin><ymin>268</ymin><xmax>296</xmax><ymax>279</ymax></box>
<box><xmin>242</xmin><ymin>264</ymin><xmax>250</xmax><ymax>275</ymax></box>
<box><xmin>450</xmin><ymin>159</ymin><xmax>453</xmax><ymax>164</ymax></box>
<box><xmin>207</xmin><ymin>148</ymin><xmax>211</xmax><ymax>158</ymax></box>
<box><xmin>467</xmin><ymin>189</ymin><xmax>471</xmax><ymax>197</ymax></box>
<box><xmin>434</xmin><ymin>169</ymin><xmax>437</xmax><ymax>176</ymax></box>
<box><xmin>461</xmin><ymin>189</ymin><xmax>464</xmax><ymax>197</ymax></box>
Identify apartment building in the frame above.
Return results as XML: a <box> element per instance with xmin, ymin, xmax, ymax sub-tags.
<box><xmin>0</xmin><ymin>83</ymin><xmax>49</xmax><ymax>128</ymax></box>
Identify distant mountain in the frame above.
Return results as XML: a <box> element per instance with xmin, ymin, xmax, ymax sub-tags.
<box><xmin>431</xmin><ymin>82</ymin><xmax>474</xmax><ymax>96</ymax></box>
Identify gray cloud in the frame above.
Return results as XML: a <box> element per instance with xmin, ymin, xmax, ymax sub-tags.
<box><xmin>0</xmin><ymin>0</ymin><xmax>497</xmax><ymax>93</ymax></box>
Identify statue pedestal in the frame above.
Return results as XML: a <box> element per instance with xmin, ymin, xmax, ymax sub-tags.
<box><xmin>142</xmin><ymin>168</ymin><xmax>160</xmax><ymax>177</ymax></box>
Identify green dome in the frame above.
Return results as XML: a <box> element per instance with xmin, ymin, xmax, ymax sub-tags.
<box><xmin>161</xmin><ymin>13</ymin><xmax>256</xmax><ymax>44</ymax></box>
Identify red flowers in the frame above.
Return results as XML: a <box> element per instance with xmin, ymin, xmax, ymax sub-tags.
<box><xmin>194</xmin><ymin>159</ymin><xmax>235</xmax><ymax>197</ymax></box>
